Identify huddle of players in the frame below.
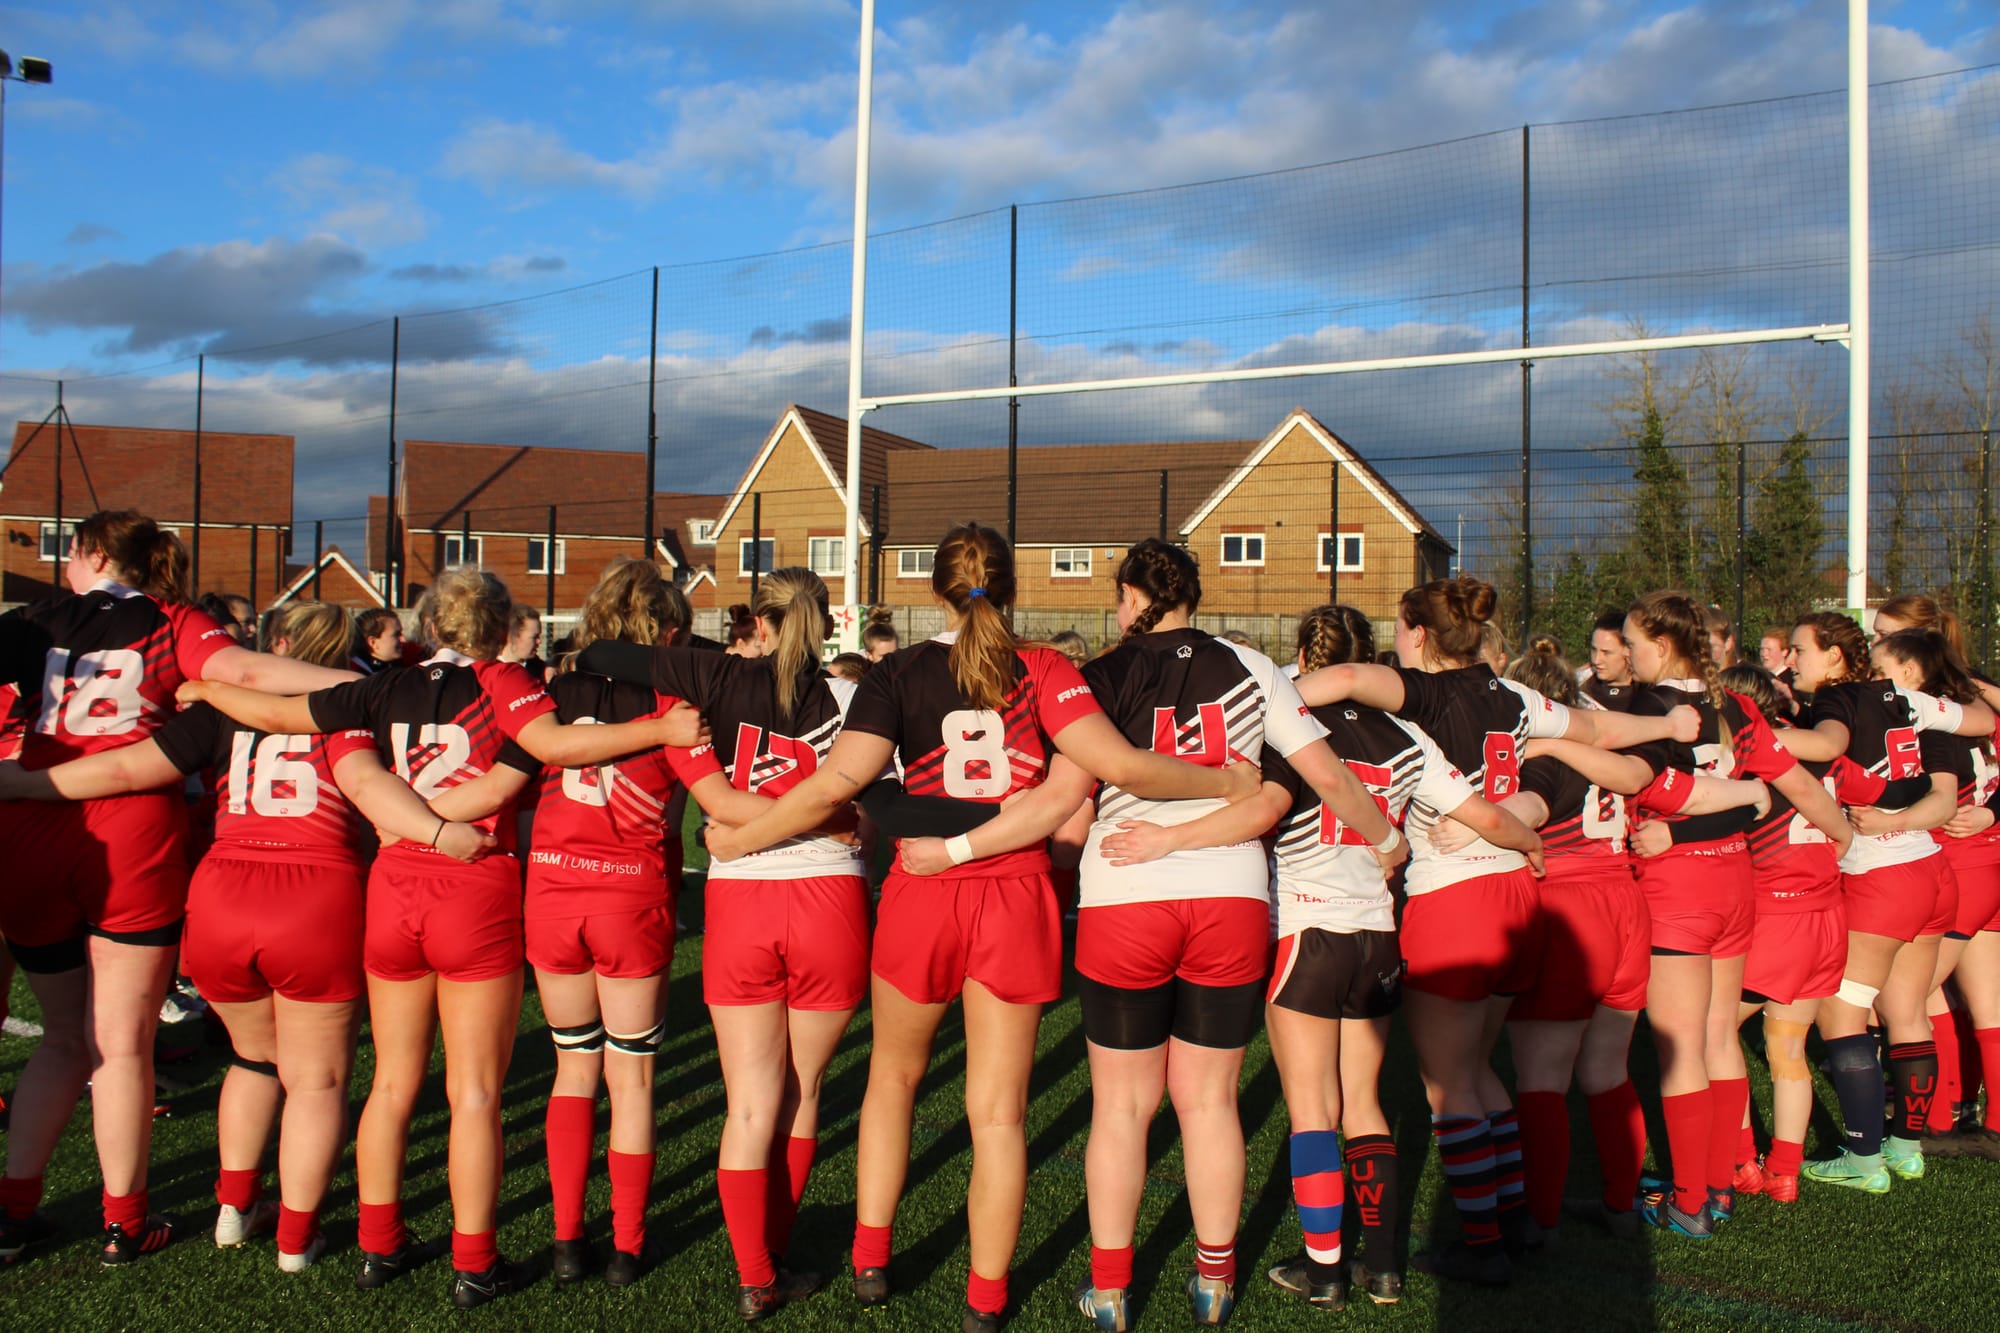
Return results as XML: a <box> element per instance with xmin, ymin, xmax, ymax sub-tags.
<box><xmin>4</xmin><ymin>507</ymin><xmax>1998</xmax><ymax>1331</ymax></box>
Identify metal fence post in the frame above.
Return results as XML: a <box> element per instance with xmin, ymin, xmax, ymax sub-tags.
<box><xmin>869</xmin><ymin>484</ymin><xmax>883</xmax><ymax>605</ymax></box>
<box><xmin>192</xmin><ymin>354</ymin><xmax>204</xmax><ymax>590</ymax></box>
<box><xmin>1735</xmin><ymin>437</ymin><xmax>1748</xmax><ymax>638</ymax></box>
<box><xmin>387</xmin><ymin>317</ymin><xmax>401</xmax><ymax>605</ymax></box>
<box><xmin>750</xmin><ymin>492</ymin><xmax>762</xmax><ymax>602</ymax></box>
<box><xmin>313</xmin><ymin>520</ymin><xmax>324</xmax><ymax>599</ymax></box>
<box><xmin>644</xmin><ymin>266</ymin><xmax>660</xmax><ymax>556</ymax></box>
<box><xmin>1007</xmin><ymin>204</ymin><xmax>1019</xmax><ymax>545</ymax></box>
<box><xmin>50</xmin><ymin>380</ymin><xmax>64</xmax><ymax>590</ymax></box>
<box><xmin>249</xmin><ymin>524</ymin><xmax>259</xmax><ymax>608</ymax></box>
<box><xmin>1519</xmin><ymin>122</ymin><xmax>1534</xmax><ymax>646</ymax></box>
<box><xmin>1158</xmin><ymin>469</ymin><xmax>1169</xmax><ymax>541</ymax></box>
<box><xmin>1329</xmin><ymin>458</ymin><xmax>1340</xmax><ymax>599</ymax></box>
<box><xmin>546</xmin><ymin>505</ymin><xmax>557</xmax><ymax>622</ymax></box>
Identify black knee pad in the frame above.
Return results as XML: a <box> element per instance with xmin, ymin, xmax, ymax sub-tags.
<box><xmin>550</xmin><ymin>1020</ymin><xmax>605</xmax><ymax>1055</ymax></box>
<box><xmin>230</xmin><ymin>1053</ymin><xmax>279</xmax><ymax>1079</ymax></box>
<box><xmin>1077</xmin><ymin>974</ymin><xmax>1174</xmax><ymax>1051</ymax></box>
<box><xmin>605</xmin><ymin>1020</ymin><xmax>666</xmax><ymax>1056</ymax></box>
<box><xmin>1825</xmin><ymin>1034</ymin><xmax>1880</xmax><ymax>1075</ymax></box>
<box><xmin>7</xmin><ymin>933</ymin><xmax>86</xmax><ymax>974</ymax></box>
<box><xmin>1170</xmin><ymin>978</ymin><xmax>1264</xmax><ymax>1050</ymax></box>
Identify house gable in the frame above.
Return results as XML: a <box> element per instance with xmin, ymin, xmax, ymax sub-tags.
<box><xmin>1180</xmin><ymin>410</ymin><xmax>1436</xmax><ymax>543</ymax></box>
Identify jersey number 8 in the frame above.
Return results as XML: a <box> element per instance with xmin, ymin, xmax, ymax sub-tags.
<box><xmin>939</xmin><ymin>709</ymin><xmax>1011</xmax><ymax>799</ymax></box>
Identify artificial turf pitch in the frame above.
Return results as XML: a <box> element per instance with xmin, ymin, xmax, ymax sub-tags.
<box><xmin>2</xmin><ymin>865</ymin><xmax>1996</xmax><ymax>1330</ymax></box>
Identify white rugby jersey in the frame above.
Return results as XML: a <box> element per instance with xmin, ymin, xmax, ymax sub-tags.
<box><xmin>1812</xmin><ymin>680</ymin><xmax>1963</xmax><ymax>876</ymax></box>
<box><xmin>1391</xmin><ymin>664</ymin><xmax>1572</xmax><ymax>893</ymax></box>
<box><xmin>1264</xmin><ymin>704</ymin><xmax>1474</xmax><ymax>932</ymax></box>
<box><xmin>1079</xmin><ymin>628</ymin><xmax>1327</xmax><ymax>907</ymax></box>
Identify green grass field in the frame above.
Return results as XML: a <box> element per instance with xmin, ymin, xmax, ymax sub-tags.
<box><xmin>3</xmin><ymin>849</ymin><xmax>1997</xmax><ymax>1330</ymax></box>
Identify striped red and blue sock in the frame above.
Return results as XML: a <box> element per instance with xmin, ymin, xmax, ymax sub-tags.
<box><xmin>1288</xmin><ymin>1130</ymin><xmax>1344</xmax><ymax>1285</ymax></box>
<box><xmin>1431</xmin><ymin>1115</ymin><xmax>1500</xmax><ymax>1250</ymax></box>
<box><xmin>1487</xmin><ymin>1108</ymin><xmax>1526</xmax><ymax>1219</ymax></box>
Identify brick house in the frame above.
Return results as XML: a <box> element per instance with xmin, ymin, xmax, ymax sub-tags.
<box><xmin>0</xmin><ymin>421</ymin><xmax>294</xmax><ymax>604</ymax></box>
<box><xmin>270</xmin><ymin>547</ymin><xmax>389</xmax><ymax>611</ymax></box>
<box><xmin>706</xmin><ymin>406</ymin><xmax>935</xmax><ymax>611</ymax></box>
<box><xmin>878</xmin><ymin>409</ymin><xmax>1452</xmax><ymax>621</ymax></box>
<box><xmin>368</xmin><ymin>440</ymin><xmax>724</xmax><ymax>610</ymax></box>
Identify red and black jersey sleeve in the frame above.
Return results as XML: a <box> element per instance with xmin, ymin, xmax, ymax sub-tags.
<box><xmin>1723</xmin><ymin>692</ymin><xmax>1798</xmax><ymax>782</ymax></box>
<box><xmin>152</xmin><ymin>699</ymin><xmax>227</xmax><ymax>775</ymax></box>
<box><xmin>164</xmin><ymin>603</ymin><xmax>239</xmax><ymax>679</ymax></box>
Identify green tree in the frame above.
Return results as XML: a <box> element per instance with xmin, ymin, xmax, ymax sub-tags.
<box><xmin>1742</xmin><ymin>430</ymin><xmax>1826</xmax><ymax>632</ymax></box>
<box><xmin>1627</xmin><ymin>402</ymin><xmax>1697</xmax><ymax>592</ymax></box>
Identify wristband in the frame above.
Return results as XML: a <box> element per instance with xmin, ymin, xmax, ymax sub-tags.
<box><xmin>943</xmin><ymin>834</ymin><xmax>976</xmax><ymax>867</ymax></box>
<box><xmin>431</xmin><ymin>818</ymin><xmax>446</xmax><ymax>849</ymax></box>
<box><xmin>1370</xmin><ymin>826</ymin><xmax>1402</xmax><ymax>857</ymax></box>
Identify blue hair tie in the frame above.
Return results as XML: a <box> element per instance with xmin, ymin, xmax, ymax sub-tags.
<box><xmin>967</xmin><ymin>587</ymin><xmax>987</xmax><ymax>599</ymax></box>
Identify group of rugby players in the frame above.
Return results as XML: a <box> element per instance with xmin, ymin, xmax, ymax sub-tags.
<box><xmin>0</xmin><ymin>507</ymin><xmax>1995</xmax><ymax>1332</ymax></box>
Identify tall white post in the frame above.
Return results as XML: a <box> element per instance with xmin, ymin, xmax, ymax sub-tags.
<box><xmin>842</xmin><ymin>0</ymin><xmax>876</xmax><ymax>616</ymax></box>
<box><xmin>1847</xmin><ymin>0</ymin><xmax>1870</xmax><ymax>610</ymax></box>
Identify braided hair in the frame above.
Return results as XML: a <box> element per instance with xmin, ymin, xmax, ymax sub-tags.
<box><xmin>1295</xmin><ymin>603</ymin><xmax>1375</xmax><ymax>672</ymax></box>
<box><xmin>1113</xmin><ymin>539</ymin><xmax>1202</xmax><ymax>645</ymax></box>
<box><xmin>1793</xmin><ymin>611</ymin><xmax>1869</xmax><ymax>690</ymax></box>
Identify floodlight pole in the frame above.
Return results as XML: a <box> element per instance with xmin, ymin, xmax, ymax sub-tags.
<box><xmin>1846</xmin><ymin>0</ymin><xmax>1870</xmax><ymax>610</ymax></box>
<box><xmin>841</xmin><ymin>0</ymin><xmax>877</xmax><ymax>617</ymax></box>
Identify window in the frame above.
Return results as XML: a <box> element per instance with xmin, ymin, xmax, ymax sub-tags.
<box><xmin>691</xmin><ymin>520</ymin><xmax>716</xmax><ymax>545</ymax></box>
<box><xmin>1318</xmin><ymin>532</ymin><xmax>1365</xmax><ymax>573</ymax></box>
<box><xmin>527</xmin><ymin>538</ymin><xmax>567</xmax><ymax>575</ymax></box>
<box><xmin>897</xmin><ymin>548</ymin><xmax>934</xmax><ymax>578</ymax></box>
<box><xmin>808</xmin><ymin>537</ymin><xmax>845</xmax><ymax>575</ymax></box>
<box><xmin>442</xmin><ymin>535</ymin><xmax>482</xmax><ymax>566</ymax></box>
<box><xmin>1051</xmin><ymin>547</ymin><xmax>1092</xmax><ymax>578</ymax></box>
<box><xmin>739</xmin><ymin>537</ymin><xmax>775</xmax><ymax>576</ymax></box>
<box><xmin>1219</xmin><ymin>533</ymin><xmax>1264</xmax><ymax>567</ymax></box>
<box><xmin>38</xmin><ymin>521</ymin><xmax>77</xmax><ymax>560</ymax></box>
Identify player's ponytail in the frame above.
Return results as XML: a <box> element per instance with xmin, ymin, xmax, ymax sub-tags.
<box><xmin>73</xmin><ymin>509</ymin><xmax>192</xmax><ymax>604</ymax></box>
<box><xmin>933</xmin><ymin>522</ymin><xmax>1019</xmax><ymax>714</ymax></box>
<box><xmin>269</xmin><ymin>601</ymin><xmax>352</xmax><ymax>669</ymax></box>
<box><xmin>1398</xmin><ymin>575</ymin><xmax>1495</xmax><ymax>668</ymax></box>
<box><xmin>430</xmin><ymin>564</ymin><xmax>512</xmax><ymax>660</ymax></box>
<box><xmin>1113</xmin><ymin>538</ymin><xmax>1201</xmax><ymax>646</ymax></box>
<box><xmin>756</xmin><ymin>566</ymin><xmax>833</xmax><ymax>721</ymax></box>
<box><xmin>567</xmin><ymin>557</ymin><xmax>682</xmax><ymax>673</ymax></box>
<box><xmin>1875</xmin><ymin>627</ymin><xmax>1982</xmax><ymax>706</ymax></box>
<box><xmin>1296</xmin><ymin>603</ymin><xmax>1374</xmax><ymax>672</ymax></box>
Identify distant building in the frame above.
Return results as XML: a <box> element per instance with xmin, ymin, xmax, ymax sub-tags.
<box><xmin>270</xmin><ymin>547</ymin><xmax>388</xmax><ymax>611</ymax></box>
<box><xmin>0</xmin><ymin>421</ymin><xmax>294</xmax><ymax>604</ymax></box>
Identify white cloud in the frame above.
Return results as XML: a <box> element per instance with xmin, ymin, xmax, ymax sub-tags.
<box><xmin>270</xmin><ymin>154</ymin><xmax>432</xmax><ymax>248</ymax></box>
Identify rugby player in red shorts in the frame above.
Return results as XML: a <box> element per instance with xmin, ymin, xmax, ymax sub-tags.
<box><xmin>1295</xmin><ymin>577</ymin><xmax>1692</xmax><ymax>1280</ymax></box>
<box><xmin>184</xmin><ymin>566</ymin><xmax>701</xmax><ymax>1307</ymax></box>
<box><xmin>0</xmin><ymin>601</ymin><xmax>494</xmax><ymax>1269</ymax></box>
<box><xmin>0</xmin><ymin>511</ymin><xmax>354</xmax><ymax>1266</ymax></box>
<box><xmin>580</xmin><ymin>565</ymin><xmax>880</xmax><ymax>1319</ymax></box>
<box><xmin>708</xmin><ymin>523</ymin><xmax>1259</xmax><ymax>1333</ymax></box>
<box><xmin>524</xmin><ymin>560</ymin><xmax>751</xmax><ymax>1292</ymax></box>
<box><xmin>1779</xmin><ymin>613</ymin><xmax>1992</xmax><ymax>1191</ymax></box>
<box><xmin>1053</xmin><ymin>550</ymin><xmax>1404</xmax><ymax>1329</ymax></box>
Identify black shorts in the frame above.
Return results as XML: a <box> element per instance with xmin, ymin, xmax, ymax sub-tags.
<box><xmin>1267</xmin><ymin>927</ymin><xmax>1403</xmax><ymax>1021</ymax></box>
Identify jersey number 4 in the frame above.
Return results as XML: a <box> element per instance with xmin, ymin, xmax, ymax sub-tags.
<box><xmin>1151</xmin><ymin>702</ymin><xmax>1230</xmax><ymax>767</ymax></box>
<box><xmin>1318</xmin><ymin>760</ymin><xmax>1394</xmax><ymax>846</ymax></box>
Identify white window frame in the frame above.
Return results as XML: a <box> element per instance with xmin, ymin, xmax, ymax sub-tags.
<box><xmin>526</xmin><ymin>537</ymin><xmax>567</xmax><ymax>575</ymax></box>
<box><xmin>808</xmin><ymin>536</ymin><xmax>845</xmax><ymax>575</ymax></box>
<box><xmin>691</xmin><ymin>520</ymin><xmax>716</xmax><ymax>545</ymax></box>
<box><xmin>739</xmin><ymin>537</ymin><xmax>775</xmax><ymax>576</ymax></box>
<box><xmin>443</xmin><ymin>534</ymin><xmax>483</xmax><ymax>566</ymax></box>
<box><xmin>1219</xmin><ymin>533</ymin><xmax>1265</xmax><ymax>567</ymax></box>
<box><xmin>897</xmin><ymin>548</ymin><xmax>933</xmax><ymax>579</ymax></box>
<box><xmin>1050</xmin><ymin>547</ymin><xmax>1093</xmax><ymax>578</ymax></box>
<box><xmin>38</xmin><ymin>521</ymin><xmax>77</xmax><ymax>560</ymax></box>
<box><xmin>1317</xmin><ymin>531</ymin><xmax>1365</xmax><ymax>573</ymax></box>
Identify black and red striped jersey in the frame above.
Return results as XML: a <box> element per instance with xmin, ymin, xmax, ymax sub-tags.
<box><xmin>1518</xmin><ymin>753</ymin><xmax>1629</xmax><ymax>877</ymax></box>
<box><xmin>585</xmin><ymin>641</ymin><xmax>866</xmax><ymax>880</ymax></box>
<box><xmin>152</xmin><ymin>701</ymin><xmax>376</xmax><ymax>868</ymax></box>
<box><xmin>1264</xmin><ymin>703</ymin><xmax>1473</xmax><ymax>925</ymax></box>
<box><xmin>307</xmin><ymin>650</ymin><xmax>552</xmax><ymax>851</ymax></box>
<box><xmin>1806</xmin><ymin>680</ymin><xmax>1959</xmax><ymax>873</ymax></box>
<box><xmin>844</xmin><ymin>634</ymin><xmax>1103</xmax><ymax>878</ymax></box>
<box><xmin>1581</xmin><ymin>675</ymin><xmax>1639</xmax><ymax>713</ymax></box>
<box><xmin>0</xmin><ymin>582</ymin><xmax>236</xmax><ymax>769</ymax></box>
<box><xmin>1736</xmin><ymin>746</ymin><xmax>1894</xmax><ymax>912</ymax></box>
<box><xmin>1390</xmin><ymin>663</ymin><xmax>1570</xmax><ymax>889</ymax></box>
<box><xmin>1626</xmin><ymin>682</ymin><xmax>1794</xmax><ymax>841</ymax></box>
<box><xmin>1921</xmin><ymin>728</ymin><xmax>2000</xmax><ymax>867</ymax></box>
<box><xmin>1078</xmin><ymin>629</ymin><xmax>1325</xmax><ymax>907</ymax></box>
<box><xmin>525</xmin><ymin>671</ymin><xmax>722</xmax><ymax>910</ymax></box>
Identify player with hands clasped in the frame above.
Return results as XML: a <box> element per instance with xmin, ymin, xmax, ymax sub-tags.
<box><xmin>183</xmin><ymin>566</ymin><xmax>702</xmax><ymax>1309</ymax></box>
<box><xmin>1291</xmin><ymin>578</ymin><xmax>1694</xmax><ymax>1284</ymax></box>
<box><xmin>0</xmin><ymin>511</ymin><xmax>357</xmax><ymax>1267</ymax></box>
<box><xmin>0</xmin><ymin>602</ymin><xmax>492</xmax><ymax>1270</ymax></box>
<box><xmin>704</xmin><ymin>524</ymin><xmax>1257</xmax><ymax>1333</ymax></box>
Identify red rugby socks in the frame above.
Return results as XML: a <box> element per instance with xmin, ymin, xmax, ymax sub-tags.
<box><xmin>852</xmin><ymin>1220</ymin><xmax>893</xmax><ymax>1271</ymax></box>
<box><xmin>452</xmin><ymin>1227</ymin><xmax>497</xmax><ymax>1275</ymax></box>
<box><xmin>1514</xmin><ymin>1090</ymin><xmax>1569</xmax><ymax>1230</ymax></box>
<box><xmin>276</xmin><ymin>1205</ymin><xmax>317</xmax><ymax>1257</ymax></box>
<box><xmin>1586</xmin><ymin>1082</ymin><xmax>1646</xmax><ymax>1214</ymax></box>
<box><xmin>102</xmin><ymin>1188</ymin><xmax>147</xmax><ymax>1234</ymax></box>
<box><xmin>607</xmin><ymin>1150</ymin><xmax>653</xmax><ymax>1257</ymax></box>
<box><xmin>717</xmin><ymin>1168</ymin><xmax>775</xmax><ymax>1287</ymax></box>
<box><xmin>1707</xmin><ymin>1077</ymin><xmax>1750</xmax><ymax>1192</ymax></box>
<box><xmin>357</xmin><ymin>1199</ymin><xmax>404</xmax><ymax>1256</ymax></box>
<box><xmin>0</xmin><ymin>1174</ymin><xmax>45</xmax><ymax>1221</ymax></box>
<box><xmin>545</xmin><ymin>1096</ymin><xmax>595</xmax><ymax>1243</ymax></box>
<box><xmin>1090</xmin><ymin>1243</ymin><xmax>1134</xmax><ymax>1293</ymax></box>
<box><xmin>1659</xmin><ymin>1088</ymin><xmax>1710</xmax><ymax>1214</ymax></box>
<box><xmin>967</xmin><ymin>1268</ymin><xmax>1009</xmax><ymax>1315</ymax></box>
<box><xmin>215</xmin><ymin>1167</ymin><xmax>260</xmax><ymax>1212</ymax></box>
<box><xmin>765</xmin><ymin>1135</ymin><xmax>816</xmax><ymax>1258</ymax></box>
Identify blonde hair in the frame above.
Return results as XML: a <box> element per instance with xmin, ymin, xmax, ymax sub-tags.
<box><xmin>428</xmin><ymin>565</ymin><xmax>512</xmax><ymax>660</ymax></box>
<box><xmin>932</xmin><ymin>522</ymin><xmax>1020</xmax><ymax>713</ymax></box>
<box><xmin>756</xmin><ymin>566</ymin><xmax>834</xmax><ymax>720</ymax></box>
<box><xmin>268</xmin><ymin>602</ymin><xmax>352</xmax><ymax>670</ymax></box>
<box><xmin>566</xmin><ymin>558</ymin><xmax>685</xmax><ymax>670</ymax></box>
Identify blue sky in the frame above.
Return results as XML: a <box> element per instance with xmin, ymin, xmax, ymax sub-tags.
<box><xmin>0</xmin><ymin>1</ymin><xmax>1995</xmax><ymax>527</ymax></box>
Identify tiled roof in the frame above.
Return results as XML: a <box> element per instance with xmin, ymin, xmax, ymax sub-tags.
<box><xmin>1</xmin><ymin>421</ymin><xmax>293</xmax><ymax>527</ymax></box>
